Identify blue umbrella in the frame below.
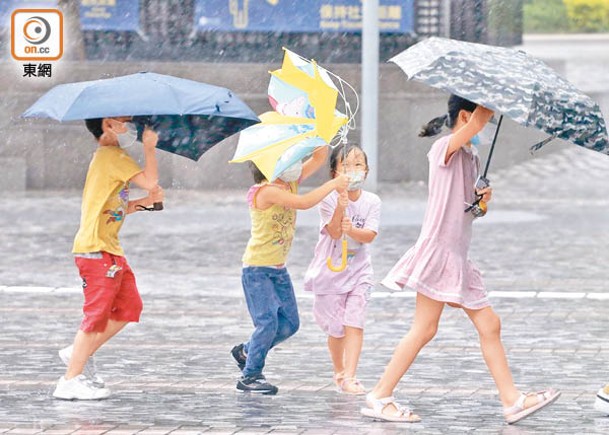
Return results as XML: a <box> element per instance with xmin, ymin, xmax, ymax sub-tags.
<box><xmin>22</xmin><ymin>72</ymin><xmax>260</xmax><ymax>161</ymax></box>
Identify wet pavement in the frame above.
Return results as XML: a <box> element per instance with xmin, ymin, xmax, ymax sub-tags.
<box><xmin>1</xmin><ymin>145</ymin><xmax>609</xmax><ymax>434</ymax></box>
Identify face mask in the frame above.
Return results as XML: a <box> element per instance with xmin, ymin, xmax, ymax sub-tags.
<box><xmin>278</xmin><ymin>160</ymin><xmax>303</xmax><ymax>182</ymax></box>
<box><xmin>472</xmin><ymin>121</ymin><xmax>498</xmax><ymax>147</ymax></box>
<box><xmin>115</xmin><ymin>123</ymin><xmax>138</xmax><ymax>149</ymax></box>
<box><xmin>346</xmin><ymin>170</ymin><xmax>366</xmax><ymax>191</ymax></box>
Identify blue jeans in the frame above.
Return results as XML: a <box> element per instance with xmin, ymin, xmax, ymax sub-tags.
<box><xmin>241</xmin><ymin>266</ymin><xmax>300</xmax><ymax>378</ymax></box>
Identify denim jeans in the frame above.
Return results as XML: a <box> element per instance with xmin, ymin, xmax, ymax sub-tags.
<box><xmin>241</xmin><ymin>266</ymin><xmax>300</xmax><ymax>378</ymax></box>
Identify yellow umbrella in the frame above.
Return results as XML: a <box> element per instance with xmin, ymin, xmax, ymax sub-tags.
<box><xmin>269</xmin><ymin>49</ymin><xmax>343</xmax><ymax>142</ymax></box>
<box><xmin>230</xmin><ymin>49</ymin><xmax>348</xmax><ymax>182</ymax></box>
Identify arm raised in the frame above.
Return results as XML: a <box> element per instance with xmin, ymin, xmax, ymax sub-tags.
<box><xmin>445</xmin><ymin>106</ymin><xmax>494</xmax><ymax>164</ymax></box>
<box><xmin>257</xmin><ymin>174</ymin><xmax>349</xmax><ymax>211</ymax></box>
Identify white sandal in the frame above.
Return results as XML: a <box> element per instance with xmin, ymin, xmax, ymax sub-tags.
<box><xmin>503</xmin><ymin>388</ymin><xmax>561</xmax><ymax>424</ymax></box>
<box><xmin>360</xmin><ymin>392</ymin><xmax>421</xmax><ymax>422</ymax></box>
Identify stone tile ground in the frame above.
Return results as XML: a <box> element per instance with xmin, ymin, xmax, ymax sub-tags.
<box><xmin>2</xmin><ymin>146</ymin><xmax>609</xmax><ymax>433</ymax></box>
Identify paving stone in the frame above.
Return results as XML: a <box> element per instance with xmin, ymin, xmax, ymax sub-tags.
<box><xmin>2</xmin><ymin>148</ymin><xmax>609</xmax><ymax>433</ymax></box>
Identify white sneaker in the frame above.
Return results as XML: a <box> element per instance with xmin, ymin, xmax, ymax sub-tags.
<box><xmin>595</xmin><ymin>384</ymin><xmax>609</xmax><ymax>415</ymax></box>
<box><xmin>58</xmin><ymin>345</ymin><xmax>105</xmax><ymax>387</ymax></box>
<box><xmin>53</xmin><ymin>375</ymin><xmax>111</xmax><ymax>400</ymax></box>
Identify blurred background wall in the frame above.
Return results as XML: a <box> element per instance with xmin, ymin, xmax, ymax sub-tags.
<box><xmin>3</xmin><ymin>0</ymin><xmax>605</xmax><ymax>191</ymax></box>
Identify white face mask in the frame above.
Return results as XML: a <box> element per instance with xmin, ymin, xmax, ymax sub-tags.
<box><xmin>116</xmin><ymin>123</ymin><xmax>138</xmax><ymax>149</ymax></box>
<box><xmin>278</xmin><ymin>160</ymin><xmax>303</xmax><ymax>182</ymax></box>
<box><xmin>346</xmin><ymin>170</ymin><xmax>366</xmax><ymax>191</ymax></box>
<box><xmin>475</xmin><ymin>122</ymin><xmax>498</xmax><ymax>147</ymax></box>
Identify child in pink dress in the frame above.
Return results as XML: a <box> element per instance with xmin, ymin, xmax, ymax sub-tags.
<box><xmin>304</xmin><ymin>144</ymin><xmax>381</xmax><ymax>395</ymax></box>
<box><xmin>361</xmin><ymin>95</ymin><xmax>560</xmax><ymax>424</ymax></box>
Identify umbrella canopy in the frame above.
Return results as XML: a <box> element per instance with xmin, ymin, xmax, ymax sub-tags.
<box><xmin>22</xmin><ymin>72</ymin><xmax>260</xmax><ymax>161</ymax></box>
<box><xmin>231</xmin><ymin>49</ymin><xmax>349</xmax><ymax>181</ymax></box>
<box><xmin>390</xmin><ymin>37</ymin><xmax>609</xmax><ymax>154</ymax></box>
<box><xmin>268</xmin><ymin>48</ymin><xmax>346</xmax><ymax>142</ymax></box>
<box><xmin>234</xmin><ymin>111</ymin><xmax>345</xmax><ymax>180</ymax></box>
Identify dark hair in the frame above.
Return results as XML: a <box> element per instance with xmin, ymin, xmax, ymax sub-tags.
<box><xmin>85</xmin><ymin>118</ymin><xmax>103</xmax><ymax>139</ymax></box>
<box><xmin>330</xmin><ymin>143</ymin><xmax>368</xmax><ymax>177</ymax></box>
<box><xmin>248</xmin><ymin>161</ymin><xmax>267</xmax><ymax>184</ymax></box>
<box><xmin>419</xmin><ymin>94</ymin><xmax>478</xmax><ymax>137</ymax></box>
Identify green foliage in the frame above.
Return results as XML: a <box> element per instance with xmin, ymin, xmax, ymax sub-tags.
<box><xmin>488</xmin><ymin>0</ymin><xmax>523</xmax><ymax>36</ymax></box>
<box><xmin>523</xmin><ymin>0</ymin><xmax>570</xmax><ymax>33</ymax></box>
<box><xmin>563</xmin><ymin>0</ymin><xmax>609</xmax><ymax>32</ymax></box>
<box><xmin>524</xmin><ymin>0</ymin><xmax>609</xmax><ymax>33</ymax></box>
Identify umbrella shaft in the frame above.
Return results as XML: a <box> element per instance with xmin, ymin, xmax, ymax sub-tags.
<box><xmin>483</xmin><ymin>115</ymin><xmax>503</xmax><ymax>178</ymax></box>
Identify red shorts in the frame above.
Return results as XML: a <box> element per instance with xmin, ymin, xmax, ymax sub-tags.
<box><xmin>75</xmin><ymin>252</ymin><xmax>143</xmax><ymax>333</ymax></box>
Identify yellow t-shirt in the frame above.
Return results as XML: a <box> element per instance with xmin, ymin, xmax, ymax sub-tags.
<box><xmin>242</xmin><ymin>182</ymin><xmax>298</xmax><ymax>266</ymax></box>
<box><xmin>73</xmin><ymin>146</ymin><xmax>142</xmax><ymax>256</ymax></box>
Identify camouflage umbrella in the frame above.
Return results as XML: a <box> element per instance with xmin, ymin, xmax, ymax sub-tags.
<box><xmin>390</xmin><ymin>37</ymin><xmax>609</xmax><ymax>155</ymax></box>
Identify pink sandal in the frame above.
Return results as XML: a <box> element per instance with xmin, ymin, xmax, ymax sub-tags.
<box><xmin>503</xmin><ymin>389</ymin><xmax>561</xmax><ymax>424</ymax></box>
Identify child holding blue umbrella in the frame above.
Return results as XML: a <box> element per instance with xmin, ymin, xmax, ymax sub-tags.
<box><xmin>231</xmin><ymin>147</ymin><xmax>349</xmax><ymax>395</ymax></box>
<box><xmin>53</xmin><ymin>117</ymin><xmax>163</xmax><ymax>400</ymax></box>
<box><xmin>360</xmin><ymin>95</ymin><xmax>560</xmax><ymax>424</ymax></box>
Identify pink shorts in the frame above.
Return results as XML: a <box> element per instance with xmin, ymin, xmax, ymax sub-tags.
<box><xmin>313</xmin><ymin>286</ymin><xmax>370</xmax><ymax>338</ymax></box>
<box><xmin>75</xmin><ymin>252</ymin><xmax>143</xmax><ymax>333</ymax></box>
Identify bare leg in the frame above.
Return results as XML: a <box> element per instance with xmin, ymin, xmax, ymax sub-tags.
<box><xmin>465</xmin><ymin>307</ymin><xmax>557</xmax><ymax>412</ymax></box>
<box><xmin>65</xmin><ymin>320</ymin><xmax>128</xmax><ymax>379</ymax></box>
<box><xmin>342</xmin><ymin>326</ymin><xmax>363</xmax><ymax>379</ymax></box>
<box><xmin>464</xmin><ymin>307</ymin><xmax>525</xmax><ymax>408</ymax></box>
<box><xmin>91</xmin><ymin>320</ymin><xmax>128</xmax><ymax>354</ymax></box>
<box><xmin>327</xmin><ymin>335</ymin><xmax>345</xmax><ymax>384</ymax></box>
<box><xmin>370</xmin><ymin>293</ymin><xmax>444</xmax><ymax>409</ymax></box>
<box><xmin>65</xmin><ymin>330</ymin><xmax>96</xmax><ymax>379</ymax></box>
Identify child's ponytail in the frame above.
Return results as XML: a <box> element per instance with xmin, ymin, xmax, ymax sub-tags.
<box><xmin>419</xmin><ymin>94</ymin><xmax>478</xmax><ymax>138</ymax></box>
<box><xmin>419</xmin><ymin>114</ymin><xmax>448</xmax><ymax>137</ymax></box>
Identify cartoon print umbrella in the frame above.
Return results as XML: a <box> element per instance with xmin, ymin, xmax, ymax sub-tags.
<box><xmin>232</xmin><ymin>111</ymin><xmax>346</xmax><ymax>181</ymax></box>
<box><xmin>230</xmin><ymin>48</ymin><xmax>351</xmax><ymax>182</ymax></box>
<box><xmin>390</xmin><ymin>37</ymin><xmax>609</xmax><ymax>170</ymax></box>
<box><xmin>22</xmin><ymin>72</ymin><xmax>260</xmax><ymax>161</ymax></box>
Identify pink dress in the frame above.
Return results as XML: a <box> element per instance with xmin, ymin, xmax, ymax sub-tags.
<box><xmin>382</xmin><ymin>134</ymin><xmax>489</xmax><ymax>309</ymax></box>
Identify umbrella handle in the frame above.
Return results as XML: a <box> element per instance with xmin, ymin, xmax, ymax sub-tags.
<box><xmin>326</xmin><ymin>238</ymin><xmax>348</xmax><ymax>272</ymax></box>
<box><xmin>135</xmin><ymin>202</ymin><xmax>164</xmax><ymax>212</ymax></box>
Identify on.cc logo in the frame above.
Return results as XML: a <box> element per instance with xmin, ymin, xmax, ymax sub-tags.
<box><xmin>11</xmin><ymin>9</ymin><xmax>63</xmax><ymax>61</ymax></box>
<box><xmin>23</xmin><ymin>16</ymin><xmax>51</xmax><ymax>45</ymax></box>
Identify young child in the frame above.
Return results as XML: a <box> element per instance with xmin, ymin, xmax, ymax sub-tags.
<box><xmin>231</xmin><ymin>147</ymin><xmax>349</xmax><ymax>395</ymax></box>
<box><xmin>304</xmin><ymin>144</ymin><xmax>380</xmax><ymax>395</ymax></box>
<box><xmin>53</xmin><ymin>117</ymin><xmax>163</xmax><ymax>400</ymax></box>
<box><xmin>360</xmin><ymin>95</ymin><xmax>560</xmax><ymax>424</ymax></box>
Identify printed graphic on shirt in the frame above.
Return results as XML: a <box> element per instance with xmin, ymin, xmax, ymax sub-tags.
<box><xmin>103</xmin><ymin>185</ymin><xmax>129</xmax><ymax>224</ymax></box>
<box><xmin>271</xmin><ymin>209</ymin><xmax>295</xmax><ymax>255</ymax></box>
<box><xmin>351</xmin><ymin>214</ymin><xmax>366</xmax><ymax>229</ymax></box>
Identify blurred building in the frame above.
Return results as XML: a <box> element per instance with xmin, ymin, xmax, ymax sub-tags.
<box><xmin>0</xmin><ymin>1</ymin><xmax>535</xmax><ymax>191</ymax></box>
<box><xmin>0</xmin><ymin>1</ymin><xmax>523</xmax><ymax>63</ymax></box>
